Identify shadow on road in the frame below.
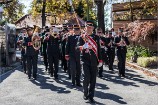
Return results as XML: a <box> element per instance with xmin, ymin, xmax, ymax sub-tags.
<box><xmin>100</xmin><ymin>66</ymin><xmax>158</xmax><ymax>87</ymax></box>
<box><xmin>95</xmin><ymin>91</ymin><xmax>127</xmax><ymax>104</ymax></box>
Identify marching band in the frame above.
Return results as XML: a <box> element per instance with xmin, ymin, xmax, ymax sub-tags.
<box><xmin>17</xmin><ymin>20</ymin><xmax>130</xmax><ymax>103</ymax></box>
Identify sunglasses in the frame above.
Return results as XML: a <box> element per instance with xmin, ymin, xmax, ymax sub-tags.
<box><xmin>74</xmin><ymin>28</ymin><xmax>80</xmax><ymax>30</ymax></box>
<box><xmin>86</xmin><ymin>24</ymin><xmax>93</xmax><ymax>26</ymax></box>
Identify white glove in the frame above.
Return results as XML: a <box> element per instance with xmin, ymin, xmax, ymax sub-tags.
<box><xmin>83</xmin><ymin>43</ymin><xmax>89</xmax><ymax>49</ymax></box>
<box><xmin>97</xmin><ymin>60</ymin><xmax>103</xmax><ymax>67</ymax></box>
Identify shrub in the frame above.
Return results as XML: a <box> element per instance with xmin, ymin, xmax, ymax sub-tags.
<box><xmin>137</xmin><ymin>56</ymin><xmax>158</xmax><ymax>68</ymax></box>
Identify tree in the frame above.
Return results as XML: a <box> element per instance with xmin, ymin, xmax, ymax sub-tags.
<box><xmin>30</xmin><ymin>0</ymin><xmax>96</xmax><ymax>25</ymax></box>
<box><xmin>3</xmin><ymin>0</ymin><xmax>25</xmax><ymax>23</ymax></box>
<box><xmin>94</xmin><ymin>0</ymin><xmax>106</xmax><ymax>33</ymax></box>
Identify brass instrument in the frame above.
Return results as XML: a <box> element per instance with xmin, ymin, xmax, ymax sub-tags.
<box><xmin>32</xmin><ymin>25</ymin><xmax>41</xmax><ymax>50</ymax></box>
<box><xmin>120</xmin><ymin>36</ymin><xmax>126</xmax><ymax>47</ymax></box>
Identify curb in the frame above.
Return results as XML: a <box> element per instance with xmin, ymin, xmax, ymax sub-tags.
<box><xmin>126</xmin><ymin>62</ymin><xmax>158</xmax><ymax>79</ymax></box>
<box><xmin>0</xmin><ymin>62</ymin><xmax>21</xmax><ymax>77</ymax></box>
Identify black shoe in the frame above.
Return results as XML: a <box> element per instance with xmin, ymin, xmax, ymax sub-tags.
<box><xmin>99</xmin><ymin>74</ymin><xmax>103</xmax><ymax>78</ymax></box>
<box><xmin>33</xmin><ymin>77</ymin><xmax>37</xmax><ymax>80</ymax></box>
<box><xmin>76</xmin><ymin>84</ymin><xmax>82</xmax><ymax>87</ymax></box>
<box><xmin>50</xmin><ymin>74</ymin><xmax>53</xmax><ymax>77</ymax></box>
<box><xmin>83</xmin><ymin>95</ymin><xmax>88</xmax><ymax>100</ymax></box>
<box><xmin>71</xmin><ymin>83</ymin><xmax>75</xmax><ymax>86</ymax></box>
<box><xmin>88</xmin><ymin>98</ymin><xmax>95</xmax><ymax>103</ymax></box>
<box><xmin>118</xmin><ymin>73</ymin><xmax>121</xmax><ymax>77</ymax></box>
<box><xmin>122</xmin><ymin>74</ymin><xmax>125</xmax><ymax>77</ymax></box>
<box><xmin>54</xmin><ymin>77</ymin><xmax>58</xmax><ymax>79</ymax></box>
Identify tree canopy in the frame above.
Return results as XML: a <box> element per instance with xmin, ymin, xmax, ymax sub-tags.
<box><xmin>30</xmin><ymin>0</ymin><xmax>96</xmax><ymax>23</ymax></box>
<box><xmin>2</xmin><ymin>0</ymin><xmax>25</xmax><ymax>23</ymax></box>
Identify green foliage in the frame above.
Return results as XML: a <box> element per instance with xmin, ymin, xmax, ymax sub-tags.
<box><xmin>30</xmin><ymin>0</ymin><xmax>96</xmax><ymax>22</ymax></box>
<box><xmin>137</xmin><ymin>56</ymin><xmax>158</xmax><ymax>67</ymax></box>
<box><xmin>127</xmin><ymin>45</ymin><xmax>154</xmax><ymax>60</ymax></box>
<box><xmin>3</xmin><ymin>0</ymin><xmax>25</xmax><ymax>23</ymax></box>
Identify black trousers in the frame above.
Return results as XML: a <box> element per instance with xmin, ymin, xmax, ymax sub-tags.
<box><xmin>21</xmin><ymin>55</ymin><xmax>27</xmax><ymax>72</ymax></box>
<box><xmin>27</xmin><ymin>55</ymin><xmax>38</xmax><ymax>78</ymax></box>
<box><xmin>83</xmin><ymin>64</ymin><xmax>97</xmax><ymax>99</ymax></box>
<box><xmin>107</xmin><ymin>49</ymin><xmax>115</xmax><ymax>70</ymax></box>
<box><xmin>48</xmin><ymin>54</ymin><xmax>59</xmax><ymax>78</ymax></box>
<box><xmin>98</xmin><ymin>48</ymin><xmax>108</xmax><ymax>76</ymax></box>
<box><xmin>69</xmin><ymin>57</ymin><xmax>81</xmax><ymax>84</ymax></box>
<box><xmin>43</xmin><ymin>53</ymin><xmax>48</xmax><ymax>71</ymax></box>
<box><xmin>61</xmin><ymin>55</ymin><xmax>68</xmax><ymax>71</ymax></box>
<box><xmin>117</xmin><ymin>49</ymin><xmax>126</xmax><ymax>75</ymax></box>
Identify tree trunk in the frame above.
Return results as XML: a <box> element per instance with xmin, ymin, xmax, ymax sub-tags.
<box><xmin>95</xmin><ymin>0</ymin><xmax>105</xmax><ymax>33</ymax></box>
<box><xmin>42</xmin><ymin>0</ymin><xmax>46</xmax><ymax>28</ymax></box>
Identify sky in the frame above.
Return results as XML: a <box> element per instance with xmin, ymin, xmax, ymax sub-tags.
<box><xmin>19</xmin><ymin>0</ymin><xmax>33</xmax><ymax>14</ymax></box>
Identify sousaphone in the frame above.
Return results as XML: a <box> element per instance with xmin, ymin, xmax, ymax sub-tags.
<box><xmin>32</xmin><ymin>25</ymin><xmax>41</xmax><ymax>50</ymax></box>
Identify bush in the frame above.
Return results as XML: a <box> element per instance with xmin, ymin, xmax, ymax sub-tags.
<box><xmin>127</xmin><ymin>45</ymin><xmax>154</xmax><ymax>61</ymax></box>
<box><xmin>137</xmin><ymin>56</ymin><xmax>158</xmax><ymax>68</ymax></box>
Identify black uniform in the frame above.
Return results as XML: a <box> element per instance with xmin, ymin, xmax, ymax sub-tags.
<box><xmin>41</xmin><ymin>32</ymin><xmax>48</xmax><ymax>71</ymax></box>
<box><xmin>79</xmin><ymin>34</ymin><xmax>102</xmax><ymax>100</ymax></box>
<box><xmin>24</xmin><ymin>36</ymin><xmax>39</xmax><ymax>79</ymax></box>
<box><xmin>106</xmin><ymin>36</ymin><xmax>115</xmax><ymax>71</ymax></box>
<box><xmin>65</xmin><ymin>34</ymin><xmax>81</xmax><ymax>86</ymax></box>
<box><xmin>46</xmin><ymin>35</ymin><xmax>60</xmax><ymax>79</ymax></box>
<box><xmin>18</xmin><ymin>35</ymin><xmax>27</xmax><ymax>73</ymax></box>
<box><xmin>115</xmin><ymin>35</ymin><xmax>130</xmax><ymax>76</ymax></box>
<box><xmin>61</xmin><ymin>35</ymin><xmax>68</xmax><ymax>72</ymax></box>
<box><xmin>98</xmin><ymin>36</ymin><xmax>108</xmax><ymax>77</ymax></box>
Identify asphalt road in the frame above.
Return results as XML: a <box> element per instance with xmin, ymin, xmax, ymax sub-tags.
<box><xmin>0</xmin><ymin>59</ymin><xmax>158</xmax><ymax>105</ymax></box>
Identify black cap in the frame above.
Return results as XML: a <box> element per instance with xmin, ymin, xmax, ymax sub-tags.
<box><xmin>44</xmin><ymin>26</ymin><xmax>49</xmax><ymax>29</ymax></box>
<box><xmin>86</xmin><ymin>20</ymin><xmax>93</xmax><ymax>24</ymax></box>
<box><xmin>26</xmin><ymin>27</ymin><xmax>33</xmax><ymax>31</ymax></box>
<box><xmin>73</xmin><ymin>24</ymin><xmax>80</xmax><ymax>29</ymax></box>
<box><xmin>85</xmin><ymin>20</ymin><xmax>94</xmax><ymax>26</ymax></box>
<box><xmin>118</xmin><ymin>27</ymin><xmax>124</xmax><ymax>32</ymax></box>
<box><xmin>63</xmin><ymin>24</ymin><xmax>67</xmax><ymax>27</ymax></box>
<box><xmin>67</xmin><ymin>24</ymin><xmax>73</xmax><ymax>29</ymax></box>
<box><xmin>108</xmin><ymin>31</ymin><xmax>112</xmax><ymax>35</ymax></box>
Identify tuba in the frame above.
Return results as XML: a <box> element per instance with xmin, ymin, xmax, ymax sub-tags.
<box><xmin>32</xmin><ymin>25</ymin><xmax>41</xmax><ymax>50</ymax></box>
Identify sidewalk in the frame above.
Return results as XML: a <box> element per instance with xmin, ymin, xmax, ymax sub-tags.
<box><xmin>126</xmin><ymin>62</ymin><xmax>158</xmax><ymax>79</ymax></box>
<box><xmin>0</xmin><ymin>50</ymin><xmax>21</xmax><ymax>76</ymax></box>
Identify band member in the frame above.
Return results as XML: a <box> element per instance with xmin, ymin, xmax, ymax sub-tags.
<box><xmin>65</xmin><ymin>24</ymin><xmax>82</xmax><ymax>87</ymax></box>
<box><xmin>41</xmin><ymin>26</ymin><xmax>49</xmax><ymax>72</ymax></box>
<box><xmin>45</xmin><ymin>29</ymin><xmax>60</xmax><ymax>79</ymax></box>
<box><xmin>95</xmin><ymin>28</ymin><xmax>108</xmax><ymax>77</ymax></box>
<box><xmin>17</xmin><ymin>28</ymin><xmax>27</xmax><ymax>73</ymax></box>
<box><xmin>106</xmin><ymin>31</ymin><xmax>116</xmax><ymax>72</ymax></box>
<box><xmin>115</xmin><ymin>27</ymin><xmax>130</xmax><ymax>77</ymax></box>
<box><xmin>61</xmin><ymin>29</ymin><xmax>69</xmax><ymax>73</ymax></box>
<box><xmin>111</xmin><ymin>28</ymin><xmax>116</xmax><ymax>37</ymax></box>
<box><xmin>24</xmin><ymin>27</ymin><xmax>39</xmax><ymax>80</ymax></box>
<box><xmin>78</xmin><ymin>21</ymin><xmax>102</xmax><ymax>103</ymax></box>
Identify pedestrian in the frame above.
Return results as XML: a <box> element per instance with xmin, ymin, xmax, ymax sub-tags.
<box><xmin>95</xmin><ymin>28</ymin><xmax>108</xmax><ymax>77</ymax></box>
<box><xmin>24</xmin><ymin>27</ymin><xmax>39</xmax><ymax>80</ymax></box>
<box><xmin>65</xmin><ymin>24</ymin><xmax>82</xmax><ymax>87</ymax></box>
<box><xmin>106</xmin><ymin>31</ymin><xmax>116</xmax><ymax>72</ymax></box>
<box><xmin>115</xmin><ymin>27</ymin><xmax>130</xmax><ymax>77</ymax></box>
<box><xmin>45</xmin><ymin>27</ymin><xmax>60</xmax><ymax>79</ymax></box>
<box><xmin>78</xmin><ymin>21</ymin><xmax>102</xmax><ymax>103</ymax></box>
<box><xmin>17</xmin><ymin>28</ymin><xmax>27</xmax><ymax>73</ymax></box>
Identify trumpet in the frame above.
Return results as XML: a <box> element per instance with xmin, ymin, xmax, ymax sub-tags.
<box><xmin>32</xmin><ymin>25</ymin><xmax>41</xmax><ymax>50</ymax></box>
<box><xmin>120</xmin><ymin>36</ymin><xmax>126</xmax><ymax>47</ymax></box>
